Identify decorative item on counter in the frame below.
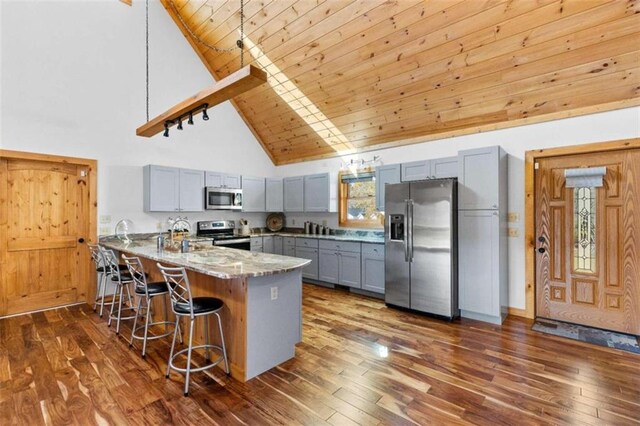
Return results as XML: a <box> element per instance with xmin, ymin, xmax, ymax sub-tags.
<box><xmin>266</xmin><ymin>213</ymin><xmax>285</xmax><ymax>232</ymax></box>
<box><xmin>114</xmin><ymin>219</ymin><xmax>134</xmax><ymax>243</ymax></box>
<box><xmin>239</xmin><ymin>218</ymin><xmax>250</xmax><ymax>235</ymax></box>
<box><xmin>304</xmin><ymin>221</ymin><xmax>310</xmax><ymax>234</ymax></box>
<box><xmin>157</xmin><ymin>234</ymin><xmax>165</xmax><ymax>251</ymax></box>
<box><xmin>181</xmin><ymin>239</ymin><xmax>190</xmax><ymax>253</ymax></box>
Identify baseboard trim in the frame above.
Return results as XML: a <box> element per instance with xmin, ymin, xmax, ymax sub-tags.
<box><xmin>0</xmin><ymin>302</ymin><xmax>86</xmax><ymax>320</ymax></box>
<box><xmin>508</xmin><ymin>307</ymin><xmax>528</xmax><ymax>318</ymax></box>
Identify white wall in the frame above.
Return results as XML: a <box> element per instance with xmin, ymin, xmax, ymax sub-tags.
<box><xmin>0</xmin><ymin>0</ymin><xmax>275</xmax><ymax>233</ymax></box>
<box><xmin>275</xmin><ymin>107</ymin><xmax>640</xmax><ymax>309</ymax></box>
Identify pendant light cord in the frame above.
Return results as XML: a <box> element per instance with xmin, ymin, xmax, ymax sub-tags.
<box><xmin>240</xmin><ymin>0</ymin><xmax>244</xmax><ymax>68</ymax></box>
<box><xmin>145</xmin><ymin>0</ymin><xmax>149</xmax><ymax>122</ymax></box>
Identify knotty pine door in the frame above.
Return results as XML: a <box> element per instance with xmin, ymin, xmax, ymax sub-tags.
<box><xmin>0</xmin><ymin>158</ymin><xmax>91</xmax><ymax>316</ymax></box>
<box><xmin>535</xmin><ymin>149</ymin><xmax>640</xmax><ymax>335</ymax></box>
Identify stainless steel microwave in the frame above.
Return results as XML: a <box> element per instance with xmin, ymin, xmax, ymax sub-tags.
<box><xmin>205</xmin><ymin>187</ymin><xmax>242</xmax><ymax>210</ymax></box>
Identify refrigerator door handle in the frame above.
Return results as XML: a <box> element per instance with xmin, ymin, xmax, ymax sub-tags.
<box><xmin>404</xmin><ymin>199</ymin><xmax>410</xmax><ymax>262</ymax></box>
<box><xmin>408</xmin><ymin>199</ymin><xmax>414</xmax><ymax>262</ymax></box>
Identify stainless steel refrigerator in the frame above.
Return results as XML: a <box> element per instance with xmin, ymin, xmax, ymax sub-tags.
<box><xmin>384</xmin><ymin>179</ymin><xmax>458</xmax><ymax>319</ymax></box>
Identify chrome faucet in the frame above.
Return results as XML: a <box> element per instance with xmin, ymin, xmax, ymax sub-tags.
<box><xmin>167</xmin><ymin>216</ymin><xmax>192</xmax><ymax>244</ymax></box>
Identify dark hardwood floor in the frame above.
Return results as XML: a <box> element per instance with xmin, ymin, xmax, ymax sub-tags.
<box><xmin>1</xmin><ymin>284</ymin><xmax>639</xmax><ymax>425</ymax></box>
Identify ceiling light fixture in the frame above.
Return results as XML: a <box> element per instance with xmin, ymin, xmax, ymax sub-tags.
<box><xmin>136</xmin><ymin>0</ymin><xmax>266</xmax><ymax>138</ymax></box>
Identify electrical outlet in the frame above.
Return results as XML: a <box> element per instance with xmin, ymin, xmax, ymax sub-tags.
<box><xmin>270</xmin><ymin>286</ymin><xmax>278</xmax><ymax>301</ymax></box>
<box><xmin>291</xmin><ymin>219</ymin><xmax>296</xmax><ymax>225</ymax></box>
<box><xmin>507</xmin><ymin>212</ymin><xmax>520</xmax><ymax>223</ymax></box>
<box><xmin>99</xmin><ymin>215</ymin><xmax>111</xmax><ymax>224</ymax></box>
<box><xmin>508</xmin><ymin>228</ymin><xmax>520</xmax><ymax>238</ymax></box>
<box><xmin>157</xmin><ymin>221</ymin><xmax>163</xmax><ymax>230</ymax></box>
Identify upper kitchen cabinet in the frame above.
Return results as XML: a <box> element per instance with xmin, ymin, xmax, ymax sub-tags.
<box><xmin>432</xmin><ymin>156</ymin><xmax>458</xmax><ymax>179</ymax></box>
<box><xmin>375</xmin><ymin>164</ymin><xmax>401</xmax><ymax>211</ymax></box>
<box><xmin>265</xmin><ymin>178</ymin><xmax>284</xmax><ymax>212</ymax></box>
<box><xmin>205</xmin><ymin>172</ymin><xmax>241</xmax><ymax>189</ymax></box>
<box><xmin>304</xmin><ymin>173</ymin><xmax>337</xmax><ymax>212</ymax></box>
<box><xmin>284</xmin><ymin>176</ymin><xmax>304</xmax><ymax>212</ymax></box>
<box><xmin>401</xmin><ymin>160</ymin><xmax>431</xmax><ymax>181</ymax></box>
<box><xmin>458</xmin><ymin>146</ymin><xmax>507</xmax><ymax>210</ymax></box>
<box><xmin>143</xmin><ymin>165</ymin><xmax>204</xmax><ymax>212</ymax></box>
<box><xmin>242</xmin><ymin>176</ymin><xmax>266</xmax><ymax>212</ymax></box>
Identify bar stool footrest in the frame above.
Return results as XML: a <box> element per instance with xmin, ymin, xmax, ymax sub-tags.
<box><xmin>130</xmin><ymin>321</ymin><xmax>176</xmax><ymax>341</ymax></box>
<box><xmin>168</xmin><ymin>344</ymin><xmax>226</xmax><ymax>374</ymax></box>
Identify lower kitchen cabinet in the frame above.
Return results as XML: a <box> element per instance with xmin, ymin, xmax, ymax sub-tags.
<box><xmin>318</xmin><ymin>240</ymin><xmax>361</xmax><ymax>288</ymax></box>
<box><xmin>273</xmin><ymin>236</ymin><xmax>283</xmax><ymax>255</ymax></box>
<box><xmin>319</xmin><ymin>249</ymin><xmax>339</xmax><ymax>283</ymax></box>
<box><xmin>284</xmin><ymin>237</ymin><xmax>296</xmax><ymax>257</ymax></box>
<box><xmin>250</xmin><ymin>236</ymin><xmax>263</xmax><ymax>252</ymax></box>
<box><xmin>338</xmin><ymin>251</ymin><xmax>361</xmax><ymax>288</ymax></box>
<box><xmin>295</xmin><ymin>247</ymin><xmax>319</xmax><ymax>280</ymax></box>
<box><xmin>361</xmin><ymin>243</ymin><xmax>385</xmax><ymax>294</ymax></box>
<box><xmin>262</xmin><ymin>236</ymin><xmax>275</xmax><ymax>254</ymax></box>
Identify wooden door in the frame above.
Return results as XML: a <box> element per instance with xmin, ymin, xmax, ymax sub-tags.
<box><xmin>0</xmin><ymin>158</ymin><xmax>91</xmax><ymax>316</ymax></box>
<box><xmin>535</xmin><ymin>150</ymin><xmax>640</xmax><ymax>335</ymax></box>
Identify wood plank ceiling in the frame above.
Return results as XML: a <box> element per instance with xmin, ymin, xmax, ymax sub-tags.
<box><xmin>161</xmin><ymin>0</ymin><xmax>640</xmax><ymax>165</ymax></box>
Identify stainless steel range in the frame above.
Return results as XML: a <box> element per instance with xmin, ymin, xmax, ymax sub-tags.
<box><xmin>196</xmin><ymin>220</ymin><xmax>251</xmax><ymax>250</ymax></box>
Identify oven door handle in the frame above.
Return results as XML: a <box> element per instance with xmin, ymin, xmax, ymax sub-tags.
<box><xmin>213</xmin><ymin>238</ymin><xmax>251</xmax><ymax>246</ymax></box>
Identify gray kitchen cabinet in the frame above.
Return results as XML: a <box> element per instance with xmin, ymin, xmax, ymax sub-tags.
<box><xmin>250</xmin><ymin>236</ymin><xmax>263</xmax><ymax>252</ymax></box>
<box><xmin>284</xmin><ymin>176</ymin><xmax>304</xmax><ymax>212</ymax></box>
<box><xmin>458</xmin><ymin>210</ymin><xmax>507</xmax><ymax>324</ymax></box>
<box><xmin>401</xmin><ymin>160</ymin><xmax>431</xmax><ymax>182</ymax></box>
<box><xmin>375</xmin><ymin>164</ymin><xmax>401</xmax><ymax>211</ymax></box>
<box><xmin>265</xmin><ymin>178</ymin><xmax>284</xmax><ymax>212</ymax></box>
<box><xmin>295</xmin><ymin>247</ymin><xmax>319</xmax><ymax>280</ymax></box>
<box><xmin>338</xmin><ymin>251</ymin><xmax>361</xmax><ymax>288</ymax></box>
<box><xmin>432</xmin><ymin>156</ymin><xmax>458</xmax><ymax>178</ymax></box>
<box><xmin>304</xmin><ymin>173</ymin><xmax>336</xmax><ymax>212</ymax></box>
<box><xmin>262</xmin><ymin>235</ymin><xmax>275</xmax><ymax>254</ymax></box>
<box><xmin>205</xmin><ymin>172</ymin><xmax>241</xmax><ymax>189</ymax></box>
<box><xmin>242</xmin><ymin>176</ymin><xmax>266</xmax><ymax>212</ymax></box>
<box><xmin>361</xmin><ymin>243</ymin><xmax>385</xmax><ymax>294</ymax></box>
<box><xmin>144</xmin><ymin>165</ymin><xmax>204</xmax><ymax>212</ymax></box>
<box><xmin>458</xmin><ymin>146</ymin><xmax>506</xmax><ymax>210</ymax></box>
<box><xmin>273</xmin><ymin>236</ymin><xmax>283</xmax><ymax>255</ymax></box>
<box><xmin>318</xmin><ymin>249</ymin><xmax>339</xmax><ymax>284</ymax></box>
<box><xmin>179</xmin><ymin>168</ymin><xmax>205</xmax><ymax>212</ymax></box>
<box><xmin>284</xmin><ymin>237</ymin><xmax>296</xmax><ymax>257</ymax></box>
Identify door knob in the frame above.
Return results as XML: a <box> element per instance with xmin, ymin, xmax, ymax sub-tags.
<box><xmin>537</xmin><ymin>247</ymin><xmax>545</xmax><ymax>254</ymax></box>
<box><xmin>78</xmin><ymin>238</ymin><xmax>85</xmax><ymax>243</ymax></box>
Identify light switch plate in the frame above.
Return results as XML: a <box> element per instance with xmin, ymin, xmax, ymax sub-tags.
<box><xmin>508</xmin><ymin>228</ymin><xmax>520</xmax><ymax>237</ymax></box>
<box><xmin>507</xmin><ymin>212</ymin><xmax>519</xmax><ymax>223</ymax></box>
<box><xmin>99</xmin><ymin>215</ymin><xmax>112</xmax><ymax>224</ymax></box>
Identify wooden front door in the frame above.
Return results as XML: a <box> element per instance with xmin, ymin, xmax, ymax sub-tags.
<box><xmin>0</xmin><ymin>157</ymin><xmax>92</xmax><ymax>316</ymax></box>
<box><xmin>535</xmin><ymin>149</ymin><xmax>640</xmax><ymax>335</ymax></box>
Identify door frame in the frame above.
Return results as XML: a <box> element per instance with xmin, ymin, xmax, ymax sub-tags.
<box><xmin>523</xmin><ymin>137</ymin><xmax>640</xmax><ymax>319</ymax></box>
<box><xmin>0</xmin><ymin>149</ymin><xmax>98</xmax><ymax>314</ymax></box>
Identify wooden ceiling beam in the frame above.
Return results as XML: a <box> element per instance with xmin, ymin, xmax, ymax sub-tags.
<box><xmin>136</xmin><ymin>64</ymin><xmax>266</xmax><ymax>137</ymax></box>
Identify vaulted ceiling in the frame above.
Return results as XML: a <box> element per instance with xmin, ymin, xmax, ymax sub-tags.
<box><xmin>160</xmin><ymin>0</ymin><xmax>640</xmax><ymax>165</ymax></box>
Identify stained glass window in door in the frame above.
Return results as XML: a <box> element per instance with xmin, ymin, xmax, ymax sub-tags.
<box><xmin>573</xmin><ymin>187</ymin><xmax>596</xmax><ymax>273</ymax></box>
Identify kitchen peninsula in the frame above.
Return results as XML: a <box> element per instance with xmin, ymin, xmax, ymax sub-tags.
<box><xmin>100</xmin><ymin>235</ymin><xmax>310</xmax><ymax>382</ymax></box>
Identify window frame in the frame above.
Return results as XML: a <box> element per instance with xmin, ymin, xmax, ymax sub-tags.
<box><xmin>338</xmin><ymin>168</ymin><xmax>382</xmax><ymax>229</ymax></box>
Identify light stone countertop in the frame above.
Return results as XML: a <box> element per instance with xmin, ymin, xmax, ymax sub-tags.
<box><xmin>100</xmin><ymin>236</ymin><xmax>311</xmax><ymax>280</ymax></box>
<box><xmin>246</xmin><ymin>231</ymin><xmax>385</xmax><ymax>244</ymax></box>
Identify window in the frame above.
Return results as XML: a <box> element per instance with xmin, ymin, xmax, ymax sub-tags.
<box><xmin>573</xmin><ymin>186</ymin><xmax>597</xmax><ymax>273</ymax></box>
<box><xmin>338</xmin><ymin>170</ymin><xmax>382</xmax><ymax>228</ymax></box>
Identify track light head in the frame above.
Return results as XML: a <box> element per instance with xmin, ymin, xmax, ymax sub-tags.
<box><xmin>163</xmin><ymin>123</ymin><xmax>169</xmax><ymax>137</ymax></box>
<box><xmin>188</xmin><ymin>112</ymin><xmax>194</xmax><ymax>125</ymax></box>
<box><xmin>177</xmin><ymin>118</ymin><xmax>183</xmax><ymax>130</ymax></box>
<box><xmin>202</xmin><ymin>108</ymin><xmax>209</xmax><ymax>121</ymax></box>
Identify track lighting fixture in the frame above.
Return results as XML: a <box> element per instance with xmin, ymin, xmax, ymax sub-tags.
<box><xmin>188</xmin><ymin>112</ymin><xmax>194</xmax><ymax>125</ymax></box>
<box><xmin>159</xmin><ymin>103</ymin><xmax>211</xmax><ymax>138</ymax></box>
<box><xmin>202</xmin><ymin>108</ymin><xmax>209</xmax><ymax>121</ymax></box>
<box><xmin>177</xmin><ymin>118</ymin><xmax>183</xmax><ymax>130</ymax></box>
<box><xmin>163</xmin><ymin>124</ymin><xmax>169</xmax><ymax>137</ymax></box>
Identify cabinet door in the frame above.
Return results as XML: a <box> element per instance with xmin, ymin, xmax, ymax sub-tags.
<box><xmin>401</xmin><ymin>160</ymin><xmax>431</xmax><ymax>182</ymax></box>
<box><xmin>432</xmin><ymin>156</ymin><xmax>458</xmax><ymax>178</ymax></box>
<box><xmin>265</xmin><ymin>178</ymin><xmax>284</xmax><ymax>212</ymax></box>
<box><xmin>375</xmin><ymin>164</ymin><xmax>401</xmax><ymax>211</ymax></box>
<box><xmin>250</xmin><ymin>237</ymin><xmax>263</xmax><ymax>252</ymax></box>
<box><xmin>284</xmin><ymin>176</ymin><xmax>304</xmax><ymax>212</ymax></box>
<box><xmin>361</xmin><ymin>244</ymin><xmax>385</xmax><ymax>294</ymax></box>
<box><xmin>458</xmin><ymin>146</ymin><xmax>500</xmax><ymax>210</ymax></box>
<box><xmin>179</xmin><ymin>169</ymin><xmax>205</xmax><ymax>212</ymax></box>
<box><xmin>262</xmin><ymin>236</ymin><xmax>275</xmax><ymax>254</ymax></box>
<box><xmin>339</xmin><ymin>252</ymin><xmax>361</xmax><ymax>288</ymax></box>
<box><xmin>318</xmin><ymin>249</ymin><xmax>339</xmax><ymax>284</ymax></box>
<box><xmin>295</xmin><ymin>247</ymin><xmax>318</xmax><ymax>280</ymax></box>
<box><xmin>205</xmin><ymin>172</ymin><xmax>224</xmax><ymax>188</ymax></box>
<box><xmin>223</xmin><ymin>174</ymin><xmax>242</xmax><ymax>189</ymax></box>
<box><xmin>458</xmin><ymin>210</ymin><xmax>499</xmax><ymax>316</ymax></box>
<box><xmin>242</xmin><ymin>176</ymin><xmax>266</xmax><ymax>212</ymax></box>
<box><xmin>284</xmin><ymin>245</ymin><xmax>296</xmax><ymax>257</ymax></box>
<box><xmin>273</xmin><ymin>236</ymin><xmax>283</xmax><ymax>255</ymax></box>
<box><xmin>146</xmin><ymin>165</ymin><xmax>180</xmax><ymax>212</ymax></box>
<box><xmin>304</xmin><ymin>173</ymin><xmax>330</xmax><ymax>212</ymax></box>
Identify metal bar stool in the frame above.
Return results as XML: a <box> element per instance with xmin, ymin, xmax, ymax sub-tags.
<box><xmin>102</xmin><ymin>248</ymin><xmax>137</xmax><ymax>335</ymax></box>
<box><xmin>157</xmin><ymin>263</ymin><xmax>229</xmax><ymax>396</ymax></box>
<box><xmin>89</xmin><ymin>245</ymin><xmax>128</xmax><ymax>317</ymax></box>
<box><xmin>122</xmin><ymin>254</ymin><xmax>181</xmax><ymax>357</ymax></box>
